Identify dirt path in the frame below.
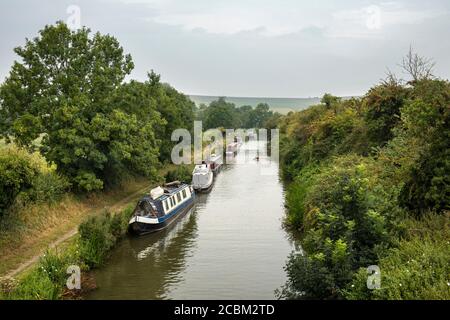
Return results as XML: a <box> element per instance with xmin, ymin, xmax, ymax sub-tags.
<box><xmin>4</xmin><ymin>184</ymin><xmax>151</xmax><ymax>279</ymax></box>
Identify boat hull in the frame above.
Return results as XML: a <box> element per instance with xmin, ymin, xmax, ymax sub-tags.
<box><xmin>128</xmin><ymin>197</ymin><xmax>195</xmax><ymax>236</ymax></box>
<box><xmin>193</xmin><ymin>181</ymin><xmax>213</xmax><ymax>193</ymax></box>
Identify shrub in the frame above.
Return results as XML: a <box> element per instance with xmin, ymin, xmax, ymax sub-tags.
<box><xmin>343</xmin><ymin>212</ymin><xmax>450</xmax><ymax>300</ymax></box>
<box><xmin>77</xmin><ymin>206</ymin><xmax>132</xmax><ymax>268</ymax></box>
<box><xmin>363</xmin><ymin>81</ymin><xmax>408</xmax><ymax>147</ymax></box>
<box><xmin>281</xmin><ymin>155</ymin><xmax>391</xmax><ymax>299</ymax></box>
<box><xmin>25</xmin><ymin>171</ymin><xmax>71</xmax><ymax>203</ymax></box>
<box><xmin>38</xmin><ymin>249</ymin><xmax>74</xmax><ymax>288</ymax></box>
<box><xmin>285</xmin><ymin>164</ymin><xmax>320</xmax><ymax>229</ymax></box>
<box><xmin>77</xmin><ymin>211</ymin><xmax>116</xmax><ymax>268</ymax></box>
<box><xmin>0</xmin><ymin>147</ymin><xmax>39</xmax><ymax>217</ymax></box>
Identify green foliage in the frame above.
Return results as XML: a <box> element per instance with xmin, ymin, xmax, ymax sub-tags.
<box><xmin>24</xmin><ymin>171</ymin><xmax>71</xmax><ymax>203</ymax></box>
<box><xmin>281</xmin><ymin>156</ymin><xmax>390</xmax><ymax>298</ymax></box>
<box><xmin>197</xmin><ymin>98</ymin><xmax>275</xmax><ymax>130</ymax></box>
<box><xmin>77</xmin><ymin>207</ymin><xmax>132</xmax><ymax>268</ymax></box>
<box><xmin>38</xmin><ymin>250</ymin><xmax>74</xmax><ymax>289</ymax></box>
<box><xmin>120</xmin><ymin>71</ymin><xmax>194</xmax><ymax>163</ymax></box>
<box><xmin>1</xmin><ymin>269</ymin><xmax>59</xmax><ymax>300</ymax></box>
<box><xmin>78</xmin><ymin>212</ymin><xmax>116</xmax><ymax>268</ymax></box>
<box><xmin>1</xmin><ymin>206</ymin><xmax>134</xmax><ymax>299</ymax></box>
<box><xmin>164</xmin><ymin>166</ymin><xmax>192</xmax><ymax>183</ymax></box>
<box><xmin>0</xmin><ymin>147</ymin><xmax>39</xmax><ymax>217</ymax></box>
<box><xmin>202</xmin><ymin>97</ymin><xmax>238</xmax><ymax>130</ymax></box>
<box><xmin>363</xmin><ymin>81</ymin><xmax>408</xmax><ymax>147</ymax></box>
<box><xmin>398</xmin><ymin>80</ymin><xmax>450</xmax><ymax>215</ymax></box>
<box><xmin>0</xmin><ymin>22</ymin><xmax>166</xmax><ymax>191</ymax></box>
<box><xmin>0</xmin><ymin>247</ymin><xmax>78</xmax><ymax>300</ymax></box>
<box><xmin>285</xmin><ymin>164</ymin><xmax>320</xmax><ymax>228</ymax></box>
<box><xmin>344</xmin><ymin>213</ymin><xmax>450</xmax><ymax>300</ymax></box>
<box><xmin>321</xmin><ymin>93</ymin><xmax>341</xmax><ymax>114</ymax></box>
<box><xmin>279</xmin><ymin>76</ymin><xmax>449</xmax><ymax>300</ymax></box>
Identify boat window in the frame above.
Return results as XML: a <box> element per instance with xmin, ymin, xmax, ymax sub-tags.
<box><xmin>177</xmin><ymin>193</ymin><xmax>182</xmax><ymax>202</ymax></box>
<box><xmin>163</xmin><ymin>200</ymin><xmax>168</xmax><ymax>212</ymax></box>
<box><xmin>138</xmin><ymin>200</ymin><xmax>151</xmax><ymax>213</ymax></box>
<box><xmin>182</xmin><ymin>189</ymin><xmax>187</xmax><ymax>199</ymax></box>
<box><xmin>170</xmin><ymin>197</ymin><xmax>175</xmax><ymax>207</ymax></box>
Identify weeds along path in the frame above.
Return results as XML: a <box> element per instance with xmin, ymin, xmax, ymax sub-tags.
<box><xmin>4</xmin><ymin>184</ymin><xmax>151</xmax><ymax>279</ymax></box>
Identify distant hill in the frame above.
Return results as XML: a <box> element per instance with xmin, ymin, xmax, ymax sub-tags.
<box><xmin>189</xmin><ymin>95</ymin><xmax>321</xmax><ymax>114</ymax></box>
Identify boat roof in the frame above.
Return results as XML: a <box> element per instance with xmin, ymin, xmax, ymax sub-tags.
<box><xmin>193</xmin><ymin>164</ymin><xmax>210</xmax><ymax>174</ymax></box>
<box><xmin>140</xmin><ymin>183</ymin><xmax>189</xmax><ymax>203</ymax></box>
<box><xmin>208</xmin><ymin>154</ymin><xmax>222</xmax><ymax>162</ymax></box>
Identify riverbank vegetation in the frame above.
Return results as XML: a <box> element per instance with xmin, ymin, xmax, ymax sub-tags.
<box><xmin>196</xmin><ymin>97</ymin><xmax>281</xmax><ymax>130</ymax></box>
<box><xmin>0</xmin><ymin>21</ymin><xmax>281</xmax><ymax>285</ymax></box>
<box><xmin>0</xmin><ymin>206</ymin><xmax>133</xmax><ymax>299</ymax></box>
<box><xmin>0</xmin><ymin>21</ymin><xmax>195</xmax><ymax>278</ymax></box>
<box><xmin>277</xmin><ymin>50</ymin><xmax>449</xmax><ymax>299</ymax></box>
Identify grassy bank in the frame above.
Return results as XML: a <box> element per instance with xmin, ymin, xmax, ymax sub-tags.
<box><xmin>0</xmin><ymin>206</ymin><xmax>134</xmax><ymax>300</ymax></box>
<box><xmin>0</xmin><ymin>162</ymin><xmax>195</xmax><ymax>299</ymax></box>
<box><xmin>0</xmin><ymin>161</ymin><xmax>188</xmax><ymax>278</ymax></box>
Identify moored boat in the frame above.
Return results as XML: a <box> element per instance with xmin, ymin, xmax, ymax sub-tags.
<box><xmin>225</xmin><ymin>142</ymin><xmax>238</xmax><ymax>156</ymax></box>
<box><xmin>206</xmin><ymin>153</ymin><xmax>222</xmax><ymax>174</ymax></box>
<box><xmin>192</xmin><ymin>163</ymin><xmax>214</xmax><ymax>192</ymax></box>
<box><xmin>128</xmin><ymin>182</ymin><xmax>195</xmax><ymax>235</ymax></box>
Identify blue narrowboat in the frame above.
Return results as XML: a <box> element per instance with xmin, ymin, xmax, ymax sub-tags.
<box><xmin>128</xmin><ymin>182</ymin><xmax>195</xmax><ymax>235</ymax></box>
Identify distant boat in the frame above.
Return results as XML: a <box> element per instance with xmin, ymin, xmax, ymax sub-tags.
<box><xmin>206</xmin><ymin>153</ymin><xmax>222</xmax><ymax>174</ymax></box>
<box><xmin>235</xmin><ymin>136</ymin><xmax>243</xmax><ymax>149</ymax></box>
<box><xmin>247</xmin><ymin>129</ymin><xmax>256</xmax><ymax>140</ymax></box>
<box><xmin>225</xmin><ymin>142</ymin><xmax>238</xmax><ymax>156</ymax></box>
<box><xmin>192</xmin><ymin>163</ymin><xmax>214</xmax><ymax>192</ymax></box>
<box><xmin>128</xmin><ymin>182</ymin><xmax>195</xmax><ymax>235</ymax></box>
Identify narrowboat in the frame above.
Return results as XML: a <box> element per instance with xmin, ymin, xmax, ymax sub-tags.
<box><xmin>206</xmin><ymin>153</ymin><xmax>222</xmax><ymax>174</ymax></box>
<box><xmin>192</xmin><ymin>163</ymin><xmax>214</xmax><ymax>192</ymax></box>
<box><xmin>128</xmin><ymin>182</ymin><xmax>195</xmax><ymax>235</ymax></box>
<box><xmin>235</xmin><ymin>136</ymin><xmax>243</xmax><ymax>148</ymax></box>
<box><xmin>225</xmin><ymin>142</ymin><xmax>238</xmax><ymax>156</ymax></box>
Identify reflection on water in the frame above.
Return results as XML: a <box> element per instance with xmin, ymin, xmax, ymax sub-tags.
<box><xmin>88</xmin><ymin>141</ymin><xmax>295</xmax><ymax>299</ymax></box>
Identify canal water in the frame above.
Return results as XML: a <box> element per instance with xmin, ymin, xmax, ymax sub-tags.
<box><xmin>87</xmin><ymin>141</ymin><xmax>295</xmax><ymax>299</ymax></box>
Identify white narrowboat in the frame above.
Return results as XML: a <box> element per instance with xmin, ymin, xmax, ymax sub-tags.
<box><xmin>192</xmin><ymin>163</ymin><xmax>214</xmax><ymax>192</ymax></box>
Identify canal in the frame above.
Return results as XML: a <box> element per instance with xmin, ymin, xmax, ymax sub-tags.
<box><xmin>87</xmin><ymin>140</ymin><xmax>295</xmax><ymax>299</ymax></box>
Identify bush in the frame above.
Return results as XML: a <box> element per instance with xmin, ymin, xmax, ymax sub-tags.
<box><xmin>38</xmin><ymin>249</ymin><xmax>74</xmax><ymax>288</ymax></box>
<box><xmin>25</xmin><ymin>171</ymin><xmax>71</xmax><ymax>203</ymax></box>
<box><xmin>78</xmin><ymin>212</ymin><xmax>116</xmax><ymax>268</ymax></box>
<box><xmin>77</xmin><ymin>207</ymin><xmax>132</xmax><ymax>268</ymax></box>
<box><xmin>0</xmin><ymin>147</ymin><xmax>39</xmax><ymax>217</ymax></box>
<box><xmin>164</xmin><ymin>166</ymin><xmax>191</xmax><ymax>183</ymax></box>
<box><xmin>285</xmin><ymin>164</ymin><xmax>320</xmax><ymax>229</ymax></box>
<box><xmin>281</xmin><ymin>155</ymin><xmax>391</xmax><ymax>299</ymax></box>
<box><xmin>343</xmin><ymin>213</ymin><xmax>450</xmax><ymax>300</ymax></box>
<box><xmin>363</xmin><ymin>81</ymin><xmax>408</xmax><ymax>147</ymax></box>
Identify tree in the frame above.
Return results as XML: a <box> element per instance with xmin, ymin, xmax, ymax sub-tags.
<box><xmin>250</xmin><ymin>103</ymin><xmax>273</xmax><ymax>128</ymax></box>
<box><xmin>363</xmin><ymin>82</ymin><xmax>408</xmax><ymax>147</ymax></box>
<box><xmin>0</xmin><ymin>22</ymin><xmax>162</xmax><ymax>191</ymax></box>
<box><xmin>203</xmin><ymin>97</ymin><xmax>237</xmax><ymax>130</ymax></box>
<box><xmin>401</xmin><ymin>46</ymin><xmax>435</xmax><ymax>83</ymax></box>
<box><xmin>321</xmin><ymin>93</ymin><xmax>341</xmax><ymax>114</ymax></box>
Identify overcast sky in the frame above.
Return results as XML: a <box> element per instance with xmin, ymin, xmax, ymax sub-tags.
<box><xmin>1</xmin><ymin>0</ymin><xmax>449</xmax><ymax>97</ymax></box>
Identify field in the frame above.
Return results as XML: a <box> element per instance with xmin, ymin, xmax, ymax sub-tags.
<box><xmin>189</xmin><ymin>95</ymin><xmax>321</xmax><ymax>114</ymax></box>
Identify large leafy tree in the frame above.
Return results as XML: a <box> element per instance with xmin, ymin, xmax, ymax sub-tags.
<box><xmin>0</xmin><ymin>22</ymin><xmax>161</xmax><ymax>191</ymax></box>
<box><xmin>203</xmin><ymin>97</ymin><xmax>237</xmax><ymax>130</ymax></box>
